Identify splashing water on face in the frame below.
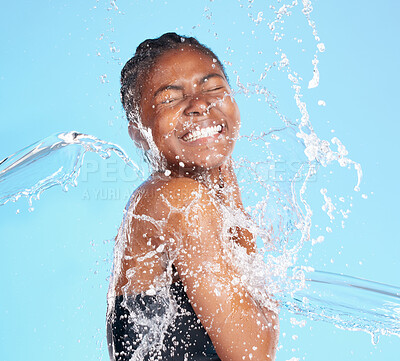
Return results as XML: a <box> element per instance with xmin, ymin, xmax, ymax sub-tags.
<box><xmin>1</xmin><ymin>0</ymin><xmax>399</xmax><ymax>359</ymax></box>
<box><xmin>1</xmin><ymin>127</ymin><xmax>399</xmax><ymax>350</ymax></box>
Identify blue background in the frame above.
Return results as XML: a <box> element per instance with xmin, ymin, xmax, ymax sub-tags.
<box><xmin>1</xmin><ymin>1</ymin><xmax>399</xmax><ymax>360</ymax></box>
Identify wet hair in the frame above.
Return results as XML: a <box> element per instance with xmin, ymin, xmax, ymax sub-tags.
<box><xmin>120</xmin><ymin>32</ymin><xmax>227</xmax><ymax>124</ymax></box>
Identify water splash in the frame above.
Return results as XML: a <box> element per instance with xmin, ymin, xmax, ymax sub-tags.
<box><xmin>0</xmin><ymin>131</ymin><xmax>142</xmax><ymax>208</ymax></box>
<box><xmin>0</xmin><ymin>1</ymin><xmax>396</xmax><ymax>358</ymax></box>
<box><xmin>1</xmin><ymin>131</ymin><xmax>398</xmax><ymax>343</ymax></box>
<box><xmin>285</xmin><ymin>268</ymin><xmax>400</xmax><ymax>342</ymax></box>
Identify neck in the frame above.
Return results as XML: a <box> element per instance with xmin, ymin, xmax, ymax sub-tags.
<box><xmin>165</xmin><ymin>165</ymin><xmax>222</xmax><ymax>188</ymax></box>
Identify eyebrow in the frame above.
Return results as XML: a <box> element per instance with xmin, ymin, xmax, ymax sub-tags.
<box><xmin>201</xmin><ymin>73</ymin><xmax>226</xmax><ymax>83</ymax></box>
<box><xmin>153</xmin><ymin>73</ymin><xmax>227</xmax><ymax>99</ymax></box>
<box><xmin>153</xmin><ymin>85</ymin><xmax>183</xmax><ymax>98</ymax></box>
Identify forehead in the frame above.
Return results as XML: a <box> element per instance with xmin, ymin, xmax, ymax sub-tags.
<box><xmin>145</xmin><ymin>47</ymin><xmax>224</xmax><ymax>88</ymax></box>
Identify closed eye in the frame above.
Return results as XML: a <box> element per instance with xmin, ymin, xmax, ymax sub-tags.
<box><xmin>154</xmin><ymin>83</ymin><xmax>185</xmax><ymax>106</ymax></box>
<box><xmin>204</xmin><ymin>86</ymin><xmax>225</xmax><ymax>93</ymax></box>
<box><xmin>160</xmin><ymin>94</ymin><xmax>187</xmax><ymax>105</ymax></box>
<box><xmin>161</xmin><ymin>98</ymin><xmax>176</xmax><ymax>104</ymax></box>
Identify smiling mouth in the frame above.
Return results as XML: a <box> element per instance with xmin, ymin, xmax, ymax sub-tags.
<box><xmin>181</xmin><ymin>124</ymin><xmax>224</xmax><ymax>143</ymax></box>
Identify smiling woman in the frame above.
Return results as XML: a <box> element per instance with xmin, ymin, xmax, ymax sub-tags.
<box><xmin>134</xmin><ymin>46</ymin><xmax>240</xmax><ymax>171</ymax></box>
<box><xmin>106</xmin><ymin>33</ymin><xmax>279</xmax><ymax>361</ymax></box>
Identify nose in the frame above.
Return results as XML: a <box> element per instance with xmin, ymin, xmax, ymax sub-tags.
<box><xmin>183</xmin><ymin>93</ymin><xmax>211</xmax><ymax>116</ymax></box>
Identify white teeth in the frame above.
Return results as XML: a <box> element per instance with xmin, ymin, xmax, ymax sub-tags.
<box><xmin>182</xmin><ymin>125</ymin><xmax>223</xmax><ymax>142</ymax></box>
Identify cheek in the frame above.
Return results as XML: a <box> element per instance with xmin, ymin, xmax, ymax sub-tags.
<box><xmin>220</xmin><ymin>94</ymin><xmax>239</xmax><ymax>115</ymax></box>
<box><xmin>152</xmin><ymin>118</ymin><xmax>178</xmax><ymax>146</ymax></box>
<box><xmin>160</xmin><ymin>108</ymin><xmax>184</xmax><ymax>136</ymax></box>
<box><xmin>225</xmin><ymin>101</ymin><xmax>241</xmax><ymax>129</ymax></box>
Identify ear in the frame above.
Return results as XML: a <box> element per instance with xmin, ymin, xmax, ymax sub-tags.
<box><xmin>128</xmin><ymin>121</ymin><xmax>150</xmax><ymax>151</ymax></box>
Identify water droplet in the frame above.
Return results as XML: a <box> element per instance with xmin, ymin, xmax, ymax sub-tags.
<box><xmin>311</xmin><ymin>235</ymin><xmax>324</xmax><ymax>246</ymax></box>
<box><xmin>317</xmin><ymin>43</ymin><xmax>325</xmax><ymax>52</ymax></box>
<box><xmin>146</xmin><ymin>288</ymin><xmax>156</xmax><ymax>296</ymax></box>
<box><xmin>371</xmin><ymin>333</ymin><xmax>380</xmax><ymax>345</ymax></box>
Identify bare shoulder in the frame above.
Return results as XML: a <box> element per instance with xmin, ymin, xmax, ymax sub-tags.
<box><xmin>124</xmin><ymin>175</ymin><xmax>222</xmax><ymax>249</ymax></box>
<box><xmin>133</xmin><ymin>175</ymin><xmax>220</xmax><ymax>220</ymax></box>
<box><xmin>114</xmin><ymin>176</ymin><xmax>216</xmax><ymax>294</ymax></box>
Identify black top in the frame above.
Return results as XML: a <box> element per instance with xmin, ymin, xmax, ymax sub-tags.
<box><xmin>107</xmin><ymin>281</ymin><xmax>221</xmax><ymax>361</ymax></box>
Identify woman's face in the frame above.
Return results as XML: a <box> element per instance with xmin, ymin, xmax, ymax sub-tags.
<box><xmin>137</xmin><ymin>46</ymin><xmax>241</xmax><ymax>171</ymax></box>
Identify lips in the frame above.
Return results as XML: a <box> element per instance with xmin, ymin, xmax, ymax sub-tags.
<box><xmin>181</xmin><ymin>124</ymin><xmax>223</xmax><ymax>142</ymax></box>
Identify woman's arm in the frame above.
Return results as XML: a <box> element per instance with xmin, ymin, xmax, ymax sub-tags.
<box><xmin>162</xmin><ymin>178</ymin><xmax>279</xmax><ymax>361</ymax></box>
<box><xmin>218</xmin><ymin>157</ymin><xmax>256</xmax><ymax>253</ymax></box>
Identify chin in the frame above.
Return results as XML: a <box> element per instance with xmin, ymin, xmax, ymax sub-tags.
<box><xmin>193</xmin><ymin>153</ymin><xmax>229</xmax><ymax>170</ymax></box>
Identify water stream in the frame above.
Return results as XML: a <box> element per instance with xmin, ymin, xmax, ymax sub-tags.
<box><xmin>0</xmin><ymin>131</ymin><xmax>141</xmax><ymax>208</ymax></box>
<box><xmin>1</xmin><ymin>1</ymin><xmax>398</xmax><ymax>359</ymax></box>
<box><xmin>1</xmin><ymin>130</ymin><xmax>399</xmax><ymax>345</ymax></box>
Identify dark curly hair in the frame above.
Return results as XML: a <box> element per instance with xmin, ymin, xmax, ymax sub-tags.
<box><xmin>120</xmin><ymin>32</ymin><xmax>227</xmax><ymax>124</ymax></box>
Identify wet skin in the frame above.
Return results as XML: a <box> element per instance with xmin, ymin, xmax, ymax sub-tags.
<box><xmin>131</xmin><ymin>46</ymin><xmax>241</xmax><ymax>175</ymax></box>
<box><xmin>116</xmin><ymin>46</ymin><xmax>279</xmax><ymax>361</ymax></box>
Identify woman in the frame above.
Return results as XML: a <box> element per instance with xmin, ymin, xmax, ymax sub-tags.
<box><xmin>107</xmin><ymin>32</ymin><xmax>279</xmax><ymax>361</ymax></box>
